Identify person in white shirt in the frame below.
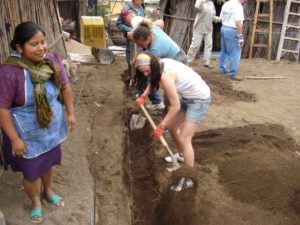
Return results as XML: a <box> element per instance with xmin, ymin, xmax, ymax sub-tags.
<box><xmin>135</xmin><ymin>52</ymin><xmax>211</xmax><ymax>191</ymax></box>
<box><xmin>218</xmin><ymin>0</ymin><xmax>245</xmax><ymax>81</ymax></box>
<box><xmin>187</xmin><ymin>0</ymin><xmax>221</xmax><ymax>68</ymax></box>
<box><xmin>119</xmin><ymin>8</ymin><xmax>164</xmax><ymax>40</ymax></box>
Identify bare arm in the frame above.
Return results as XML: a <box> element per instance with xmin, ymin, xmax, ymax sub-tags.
<box><xmin>153</xmin><ymin>19</ymin><xmax>164</xmax><ymax>30</ymax></box>
<box><xmin>141</xmin><ymin>84</ymin><xmax>151</xmax><ymax>98</ymax></box>
<box><xmin>0</xmin><ymin>108</ymin><xmax>27</xmax><ymax>157</ymax></box>
<box><xmin>61</xmin><ymin>83</ymin><xmax>76</xmax><ymax>132</ymax></box>
<box><xmin>160</xmin><ymin>72</ymin><xmax>180</xmax><ymax>127</ymax></box>
<box><xmin>212</xmin><ymin>5</ymin><xmax>221</xmax><ymax>23</ymax></box>
<box><xmin>236</xmin><ymin>20</ymin><xmax>243</xmax><ymax>36</ymax></box>
<box><xmin>213</xmin><ymin>16</ymin><xmax>221</xmax><ymax>23</ymax></box>
<box><xmin>127</xmin><ymin>32</ymin><xmax>134</xmax><ymax>40</ymax></box>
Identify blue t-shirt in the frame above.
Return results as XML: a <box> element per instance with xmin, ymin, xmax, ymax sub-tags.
<box><xmin>148</xmin><ymin>26</ymin><xmax>180</xmax><ymax>58</ymax></box>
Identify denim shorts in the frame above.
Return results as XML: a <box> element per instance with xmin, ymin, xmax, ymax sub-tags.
<box><xmin>180</xmin><ymin>97</ymin><xmax>211</xmax><ymax>124</ymax></box>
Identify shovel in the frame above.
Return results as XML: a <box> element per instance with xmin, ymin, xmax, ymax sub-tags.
<box><xmin>140</xmin><ymin>105</ymin><xmax>180</xmax><ymax>172</ymax></box>
<box><xmin>129</xmin><ymin>113</ymin><xmax>146</xmax><ymax>130</ymax></box>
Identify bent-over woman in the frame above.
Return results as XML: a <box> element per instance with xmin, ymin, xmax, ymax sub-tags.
<box><xmin>132</xmin><ymin>21</ymin><xmax>188</xmax><ymax>111</ymax></box>
<box><xmin>135</xmin><ymin>52</ymin><xmax>211</xmax><ymax>191</ymax></box>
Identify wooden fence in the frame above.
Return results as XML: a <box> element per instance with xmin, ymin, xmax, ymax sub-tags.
<box><xmin>0</xmin><ymin>0</ymin><xmax>67</xmax><ymax>64</ymax></box>
<box><xmin>160</xmin><ymin>0</ymin><xmax>299</xmax><ymax>61</ymax></box>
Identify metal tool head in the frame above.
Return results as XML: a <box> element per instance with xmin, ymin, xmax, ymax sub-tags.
<box><xmin>129</xmin><ymin>113</ymin><xmax>146</xmax><ymax>130</ymax></box>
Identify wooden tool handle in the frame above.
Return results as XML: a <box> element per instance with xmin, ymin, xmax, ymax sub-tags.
<box><xmin>140</xmin><ymin>105</ymin><xmax>173</xmax><ymax>154</ymax></box>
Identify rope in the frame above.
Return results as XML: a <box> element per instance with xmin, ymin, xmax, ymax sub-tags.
<box><xmin>91</xmin><ymin>152</ymin><xmax>98</xmax><ymax>225</ymax></box>
<box><xmin>123</xmin><ymin>86</ymin><xmax>135</xmax><ymax>224</ymax></box>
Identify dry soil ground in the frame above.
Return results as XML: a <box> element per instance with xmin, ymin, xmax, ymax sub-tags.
<box><xmin>0</xmin><ymin>46</ymin><xmax>300</xmax><ymax>225</ymax></box>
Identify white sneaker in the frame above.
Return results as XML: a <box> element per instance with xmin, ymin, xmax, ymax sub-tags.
<box><xmin>145</xmin><ymin>102</ymin><xmax>165</xmax><ymax>110</ymax></box>
<box><xmin>164</xmin><ymin>152</ymin><xmax>184</xmax><ymax>163</ymax></box>
<box><xmin>170</xmin><ymin>177</ymin><xmax>194</xmax><ymax>192</ymax></box>
<box><xmin>163</xmin><ymin>129</ymin><xmax>170</xmax><ymax>136</ymax></box>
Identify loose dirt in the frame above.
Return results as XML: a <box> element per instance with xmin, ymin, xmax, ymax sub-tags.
<box><xmin>0</xmin><ymin>47</ymin><xmax>300</xmax><ymax>225</ymax></box>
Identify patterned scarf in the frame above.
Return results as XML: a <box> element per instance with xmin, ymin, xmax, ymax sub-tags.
<box><xmin>4</xmin><ymin>56</ymin><xmax>61</xmax><ymax>128</ymax></box>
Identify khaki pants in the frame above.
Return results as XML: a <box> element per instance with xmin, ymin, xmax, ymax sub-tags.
<box><xmin>187</xmin><ymin>31</ymin><xmax>213</xmax><ymax>65</ymax></box>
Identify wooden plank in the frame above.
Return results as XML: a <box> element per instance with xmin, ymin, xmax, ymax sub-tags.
<box><xmin>258</xmin><ymin>13</ymin><xmax>270</xmax><ymax>17</ymax></box>
<box><xmin>245</xmin><ymin>76</ymin><xmax>288</xmax><ymax>79</ymax></box>
<box><xmin>284</xmin><ymin>37</ymin><xmax>300</xmax><ymax>41</ymax></box>
<box><xmin>268</xmin><ymin>0</ymin><xmax>273</xmax><ymax>59</ymax></box>
<box><xmin>286</xmin><ymin>24</ymin><xmax>300</xmax><ymax>28</ymax></box>
<box><xmin>288</xmin><ymin>12</ymin><xmax>300</xmax><ymax>16</ymax></box>
<box><xmin>282</xmin><ymin>49</ymin><xmax>299</xmax><ymax>53</ymax></box>
<box><xmin>253</xmin><ymin>43</ymin><xmax>268</xmax><ymax>47</ymax></box>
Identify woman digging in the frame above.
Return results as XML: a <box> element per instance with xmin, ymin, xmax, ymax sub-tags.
<box><xmin>134</xmin><ymin>52</ymin><xmax>211</xmax><ymax>191</ymax></box>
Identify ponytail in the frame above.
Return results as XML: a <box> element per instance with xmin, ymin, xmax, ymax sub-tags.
<box><xmin>133</xmin><ymin>21</ymin><xmax>152</xmax><ymax>41</ymax></box>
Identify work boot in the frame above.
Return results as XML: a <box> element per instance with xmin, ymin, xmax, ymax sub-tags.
<box><xmin>229</xmin><ymin>75</ymin><xmax>242</xmax><ymax>81</ymax></box>
<box><xmin>204</xmin><ymin>63</ymin><xmax>213</xmax><ymax>69</ymax></box>
<box><xmin>145</xmin><ymin>102</ymin><xmax>165</xmax><ymax>110</ymax></box>
<box><xmin>163</xmin><ymin>129</ymin><xmax>170</xmax><ymax>136</ymax></box>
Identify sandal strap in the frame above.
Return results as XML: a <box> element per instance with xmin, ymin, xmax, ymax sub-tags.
<box><xmin>30</xmin><ymin>208</ymin><xmax>42</xmax><ymax>217</ymax></box>
<box><xmin>47</xmin><ymin>194</ymin><xmax>64</xmax><ymax>206</ymax></box>
<box><xmin>30</xmin><ymin>208</ymin><xmax>43</xmax><ymax>223</ymax></box>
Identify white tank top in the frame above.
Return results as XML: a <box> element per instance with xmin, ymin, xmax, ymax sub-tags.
<box><xmin>161</xmin><ymin>58</ymin><xmax>210</xmax><ymax>99</ymax></box>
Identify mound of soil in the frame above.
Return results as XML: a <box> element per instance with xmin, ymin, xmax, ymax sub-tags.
<box><xmin>127</xmin><ymin>111</ymin><xmax>300</xmax><ymax>225</ymax></box>
<box><xmin>1</xmin><ymin>51</ymin><xmax>300</xmax><ymax>225</ymax></box>
<box><xmin>124</xmin><ymin>59</ymin><xmax>300</xmax><ymax>225</ymax></box>
<box><xmin>193</xmin><ymin>65</ymin><xmax>256</xmax><ymax>104</ymax></box>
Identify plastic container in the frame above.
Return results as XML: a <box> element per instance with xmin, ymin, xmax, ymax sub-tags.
<box><xmin>80</xmin><ymin>16</ymin><xmax>105</xmax><ymax>48</ymax></box>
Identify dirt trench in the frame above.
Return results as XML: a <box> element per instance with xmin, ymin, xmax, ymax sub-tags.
<box><xmin>122</xmin><ymin>64</ymin><xmax>300</xmax><ymax>225</ymax></box>
<box><xmin>1</xmin><ymin>42</ymin><xmax>300</xmax><ymax>225</ymax></box>
<box><xmin>72</xmin><ymin>57</ymin><xmax>300</xmax><ymax>225</ymax></box>
<box><xmin>125</xmin><ymin>116</ymin><xmax>300</xmax><ymax>225</ymax></box>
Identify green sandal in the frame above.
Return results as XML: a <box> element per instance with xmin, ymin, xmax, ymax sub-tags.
<box><xmin>29</xmin><ymin>208</ymin><xmax>43</xmax><ymax>224</ymax></box>
<box><xmin>46</xmin><ymin>194</ymin><xmax>64</xmax><ymax>207</ymax></box>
